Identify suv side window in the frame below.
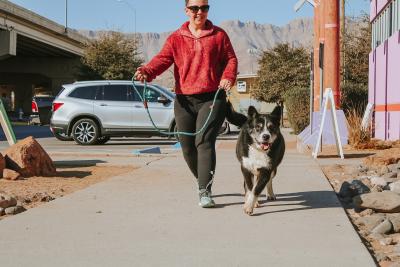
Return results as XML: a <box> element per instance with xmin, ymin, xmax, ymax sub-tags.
<box><xmin>69</xmin><ymin>86</ymin><xmax>98</xmax><ymax>100</ymax></box>
<box><xmin>130</xmin><ymin>85</ymin><xmax>162</xmax><ymax>102</ymax></box>
<box><xmin>102</xmin><ymin>85</ymin><xmax>129</xmax><ymax>101</ymax></box>
<box><xmin>130</xmin><ymin>85</ymin><xmax>143</xmax><ymax>102</ymax></box>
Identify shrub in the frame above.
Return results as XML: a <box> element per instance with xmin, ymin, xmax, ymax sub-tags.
<box><xmin>284</xmin><ymin>87</ymin><xmax>310</xmax><ymax>134</ymax></box>
<box><xmin>340</xmin><ymin>82</ymin><xmax>368</xmax><ymax>116</ymax></box>
<box><xmin>254</xmin><ymin>43</ymin><xmax>310</xmax><ymax>104</ymax></box>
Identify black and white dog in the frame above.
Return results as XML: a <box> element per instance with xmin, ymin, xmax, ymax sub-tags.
<box><xmin>229</xmin><ymin>105</ymin><xmax>285</xmax><ymax>215</ymax></box>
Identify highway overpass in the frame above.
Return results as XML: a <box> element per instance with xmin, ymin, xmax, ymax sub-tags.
<box><xmin>0</xmin><ymin>0</ymin><xmax>87</xmax><ymax>114</ymax></box>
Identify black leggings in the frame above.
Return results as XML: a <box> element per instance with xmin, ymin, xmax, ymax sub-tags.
<box><xmin>174</xmin><ymin>90</ymin><xmax>227</xmax><ymax>191</ymax></box>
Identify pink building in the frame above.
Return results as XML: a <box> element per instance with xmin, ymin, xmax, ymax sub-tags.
<box><xmin>369</xmin><ymin>0</ymin><xmax>400</xmax><ymax>140</ymax></box>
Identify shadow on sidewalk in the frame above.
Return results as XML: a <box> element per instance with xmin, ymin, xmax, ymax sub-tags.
<box><xmin>55</xmin><ymin>160</ymin><xmax>107</xmax><ymax>168</ymax></box>
<box><xmin>317</xmin><ymin>153</ymin><xmax>375</xmax><ymax>159</ymax></box>
<box><xmin>104</xmin><ymin>141</ymin><xmax>177</xmax><ymax>146</ymax></box>
<box><xmin>212</xmin><ymin>191</ymin><xmax>341</xmax><ymax>216</ymax></box>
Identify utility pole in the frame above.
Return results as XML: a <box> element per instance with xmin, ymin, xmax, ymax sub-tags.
<box><xmin>340</xmin><ymin>0</ymin><xmax>346</xmax><ymax>86</ymax></box>
<box><xmin>324</xmin><ymin>0</ymin><xmax>341</xmax><ymax>108</ymax></box>
<box><xmin>314</xmin><ymin>1</ymin><xmax>321</xmax><ymax>111</ymax></box>
<box><xmin>65</xmin><ymin>0</ymin><xmax>68</xmax><ymax>33</ymax></box>
<box><xmin>294</xmin><ymin>0</ymin><xmax>340</xmax><ymax>109</ymax></box>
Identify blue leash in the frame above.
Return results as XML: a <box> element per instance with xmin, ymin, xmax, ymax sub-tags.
<box><xmin>131</xmin><ymin>78</ymin><xmax>223</xmax><ymax>136</ymax></box>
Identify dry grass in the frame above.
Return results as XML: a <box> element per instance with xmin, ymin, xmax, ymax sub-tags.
<box><xmin>346</xmin><ymin>109</ymin><xmax>400</xmax><ymax>150</ymax></box>
<box><xmin>347</xmin><ymin>109</ymin><xmax>372</xmax><ymax>149</ymax></box>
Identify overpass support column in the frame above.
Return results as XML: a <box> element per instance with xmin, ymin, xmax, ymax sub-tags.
<box><xmin>0</xmin><ymin>30</ymin><xmax>17</xmax><ymax>59</ymax></box>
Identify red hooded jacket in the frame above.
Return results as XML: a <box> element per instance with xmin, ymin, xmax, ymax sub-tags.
<box><xmin>138</xmin><ymin>20</ymin><xmax>238</xmax><ymax>95</ymax></box>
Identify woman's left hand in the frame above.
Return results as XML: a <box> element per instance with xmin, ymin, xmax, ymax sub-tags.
<box><xmin>219</xmin><ymin>79</ymin><xmax>232</xmax><ymax>91</ymax></box>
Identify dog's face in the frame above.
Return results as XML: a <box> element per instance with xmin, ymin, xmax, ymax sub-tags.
<box><xmin>247</xmin><ymin>106</ymin><xmax>281</xmax><ymax>151</ymax></box>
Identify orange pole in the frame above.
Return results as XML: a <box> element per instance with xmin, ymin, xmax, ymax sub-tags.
<box><xmin>319</xmin><ymin>0</ymin><xmax>326</xmax><ymax>43</ymax></box>
<box><xmin>323</xmin><ymin>0</ymin><xmax>341</xmax><ymax>108</ymax></box>
<box><xmin>319</xmin><ymin>0</ymin><xmax>326</xmax><ymax>109</ymax></box>
<box><xmin>313</xmin><ymin>2</ymin><xmax>320</xmax><ymax>111</ymax></box>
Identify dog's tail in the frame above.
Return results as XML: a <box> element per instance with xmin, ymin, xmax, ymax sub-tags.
<box><xmin>226</xmin><ymin>100</ymin><xmax>247</xmax><ymax>128</ymax></box>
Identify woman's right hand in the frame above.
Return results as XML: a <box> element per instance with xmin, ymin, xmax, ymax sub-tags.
<box><xmin>134</xmin><ymin>68</ymin><xmax>148</xmax><ymax>82</ymax></box>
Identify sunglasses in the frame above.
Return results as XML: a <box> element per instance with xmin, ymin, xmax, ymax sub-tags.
<box><xmin>186</xmin><ymin>5</ymin><xmax>210</xmax><ymax>13</ymax></box>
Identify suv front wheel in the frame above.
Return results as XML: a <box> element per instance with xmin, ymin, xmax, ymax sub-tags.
<box><xmin>72</xmin><ymin>118</ymin><xmax>100</xmax><ymax>145</ymax></box>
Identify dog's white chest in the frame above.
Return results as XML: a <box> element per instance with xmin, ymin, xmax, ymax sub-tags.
<box><xmin>242</xmin><ymin>145</ymin><xmax>271</xmax><ymax>174</ymax></box>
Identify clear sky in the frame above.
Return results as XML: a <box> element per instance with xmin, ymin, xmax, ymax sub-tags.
<box><xmin>8</xmin><ymin>0</ymin><xmax>370</xmax><ymax>33</ymax></box>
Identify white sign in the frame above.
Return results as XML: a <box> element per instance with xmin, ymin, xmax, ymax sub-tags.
<box><xmin>237</xmin><ymin>81</ymin><xmax>247</xmax><ymax>93</ymax></box>
<box><xmin>312</xmin><ymin>88</ymin><xmax>344</xmax><ymax>159</ymax></box>
<box><xmin>294</xmin><ymin>0</ymin><xmax>316</xmax><ymax>12</ymax></box>
<box><xmin>0</xmin><ymin>99</ymin><xmax>16</xmax><ymax>145</ymax></box>
<box><xmin>361</xmin><ymin>103</ymin><xmax>374</xmax><ymax>130</ymax></box>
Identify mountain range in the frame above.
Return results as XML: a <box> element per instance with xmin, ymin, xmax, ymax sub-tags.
<box><xmin>79</xmin><ymin>18</ymin><xmax>315</xmax><ymax>87</ymax></box>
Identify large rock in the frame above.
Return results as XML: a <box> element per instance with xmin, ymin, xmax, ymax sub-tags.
<box><xmin>4</xmin><ymin>136</ymin><xmax>56</xmax><ymax>177</ymax></box>
<box><xmin>356</xmin><ymin>213</ymin><xmax>386</xmax><ymax>232</ymax></box>
<box><xmin>371</xmin><ymin>219</ymin><xmax>393</xmax><ymax>235</ymax></box>
<box><xmin>390</xmin><ymin>181</ymin><xmax>400</xmax><ymax>194</ymax></box>
<box><xmin>339</xmin><ymin>180</ymin><xmax>370</xmax><ymax>198</ymax></box>
<box><xmin>388</xmin><ymin>214</ymin><xmax>400</xmax><ymax>233</ymax></box>
<box><xmin>4</xmin><ymin>206</ymin><xmax>26</xmax><ymax>215</ymax></box>
<box><xmin>353</xmin><ymin>191</ymin><xmax>400</xmax><ymax>213</ymax></box>
<box><xmin>3</xmin><ymin>168</ymin><xmax>20</xmax><ymax>180</ymax></box>
<box><xmin>370</xmin><ymin>176</ymin><xmax>388</xmax><ymax>187</ymax></box>
<box><xmin>0</xmin><ymin>193</ymin><xmax>17</xmax><ymax>209</ymax></box>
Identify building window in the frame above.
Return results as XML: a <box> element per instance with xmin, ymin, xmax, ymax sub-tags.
<box><xmin>397</xmin><ymin>0</ymin><xmax>400</xmax><ymax>32</ymax></box>
<box><xmin>237</xmin><ymin>81</ymin><xmax>247</xmax><ymax>93</ymax></box>
<box><xmin>390</xmin><ymin>2</ymin><xmax>394</xmax><ymax>35</ymax></box>
<box><xmin>372</xmin><ymin>0</ymin><xmax>400</xmax><ymax>50</ymax></box>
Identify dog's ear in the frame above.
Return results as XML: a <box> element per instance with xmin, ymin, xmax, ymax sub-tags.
<box><xmin>271</xmin><ymin>105</ymin><xmax>281</xmax><ymax>118</ymax></box>
<box><xmin>247</xmin><ymin>106</ymin><xmax>258</xmax><ymax>118</ymax></box>
<box><xmin>270</xmin><ymin>105</ymin><xmax>282</xmax><ymax>125</ymax></box>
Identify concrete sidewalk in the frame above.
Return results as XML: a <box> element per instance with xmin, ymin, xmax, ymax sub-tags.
<box><xmin>0</xmin><ymin>138</ymin><xmax>375</xmax><ymax>266</ymax></box>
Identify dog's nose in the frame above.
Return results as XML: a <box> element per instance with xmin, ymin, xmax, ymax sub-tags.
<box><xmin>262</xmin><ymin>134</ymin><xmax>270</xmax><ymax>141</ymax></box>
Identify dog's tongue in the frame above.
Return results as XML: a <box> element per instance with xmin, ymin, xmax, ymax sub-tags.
<box><xmin>260</xmin><ymin>143</ymin><xmax>270</xmax><ymax>150</ymax></box>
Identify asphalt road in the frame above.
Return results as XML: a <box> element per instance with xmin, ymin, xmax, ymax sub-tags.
<box><xmin>0</xmin><ymin>125</ymin><xmax>239</xmax><ymax>155</ymax></box>
<box><xmin>0</xmin><ymin>125</ymin><xmax>53</xmax><ymax>140</ymax></box>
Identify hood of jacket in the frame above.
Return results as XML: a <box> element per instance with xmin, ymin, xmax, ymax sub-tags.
<box><xmin>179</xmin><ymin>20</ymin><xmax>215</xmax><ymax>39</ymax></box>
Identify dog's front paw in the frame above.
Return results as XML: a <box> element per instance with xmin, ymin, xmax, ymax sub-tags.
<box><xmin>243</xmin><ymin>201</ymin><xmax>254</xmax><ymax>215</ymax></box>
<box><xmin>244</xmin><ymin>206</ymin><xmax>254</xmax><ymax>215</ymax></box>
<box><xmin>267</xmin><ymin>195</ymin><xmax>277</xmax><ymax>201</ymax></box>
<box><xmin>254</xmin><ymin>201</ymin><xmax>260</xmax><ymax>208</ymax></box>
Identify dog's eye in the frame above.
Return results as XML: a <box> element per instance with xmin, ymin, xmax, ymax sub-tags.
<box><xmin>256</xmin><ymin>123</ymin><xmax>263</xmax><ymax>129</ymax></box>
<box><xmin>268</xmin><ymin>124</ymin><xmax>275</xmax><ymax>131</ymax></box>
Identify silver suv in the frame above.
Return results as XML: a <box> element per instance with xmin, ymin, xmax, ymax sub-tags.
<box><xmin>50</xmin><ymin>80</ymin><xmax>176</xmax><ymax>145</ymax></box>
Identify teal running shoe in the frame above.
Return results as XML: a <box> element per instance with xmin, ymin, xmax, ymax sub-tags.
<box><xmin>198</xmin><ymin>189</ymin><xmax>215</xmax><ymax>208</ymax></box>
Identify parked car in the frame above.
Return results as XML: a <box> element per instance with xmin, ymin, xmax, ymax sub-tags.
<box><xmin>50</xmin><ymin>80</ymin><xmax>176</xmax><ymax>145</ymax></box>
<box><xmin>30</xmin><ymin>95</ymin><xmax>55</xmax><ymax>126</ymax></box>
